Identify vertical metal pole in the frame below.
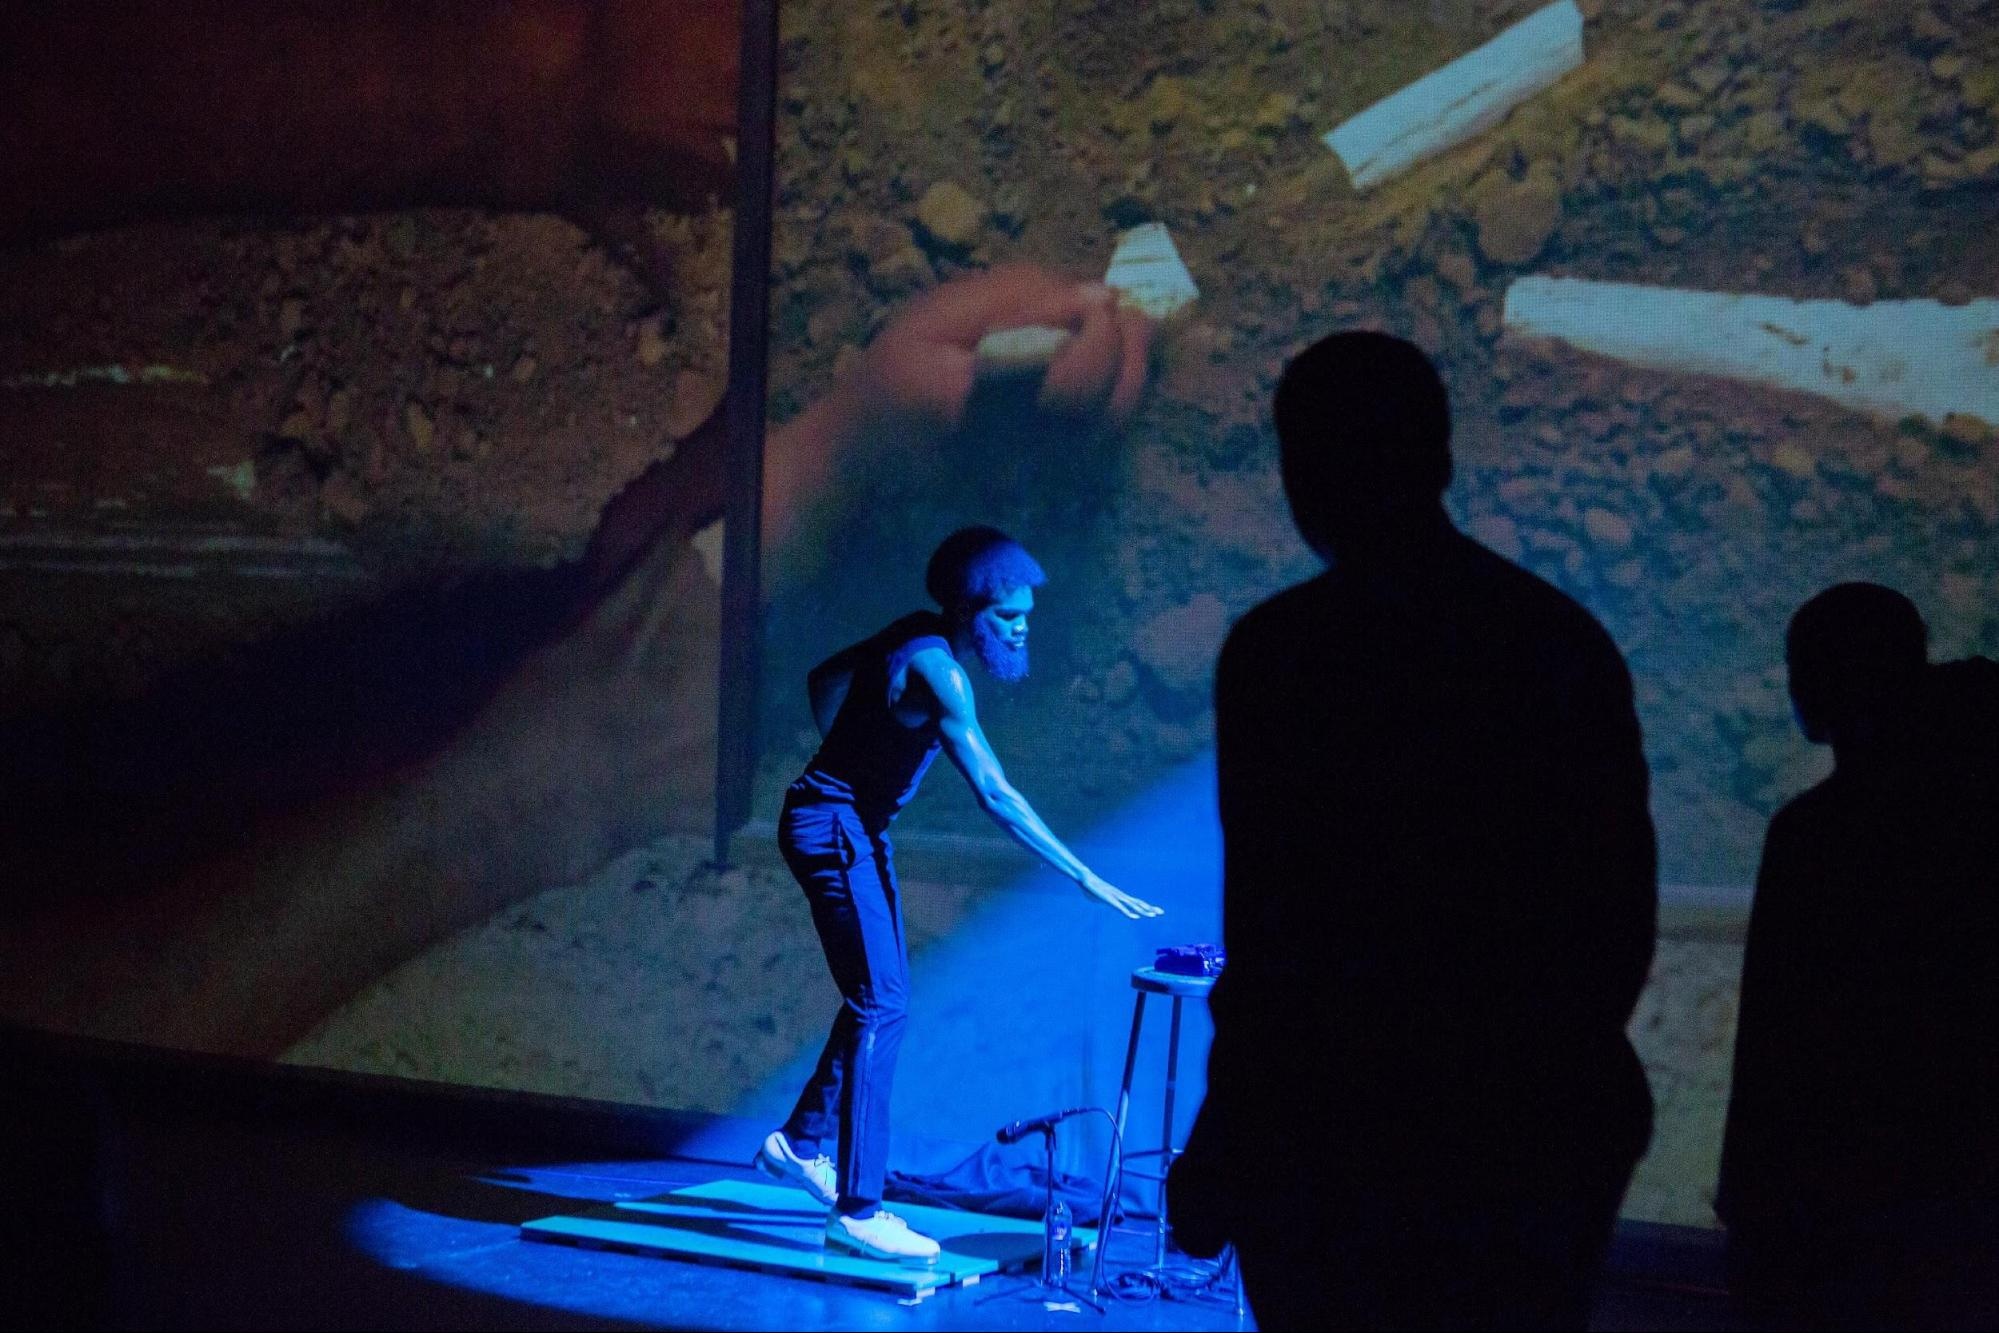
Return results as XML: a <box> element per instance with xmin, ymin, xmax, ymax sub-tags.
<box><xmin>1091</xmin><ymin>989</ymin><xmax>1146</xmax><ymax>1298</ymax></box>
<box><xmin>1114</xmin><ymin>992</ymin><xmax>1147</xmax><ymax>1146</ymax></box>
<box><xmin>1041</xmin><ymin>1127</ymin><xmax>1059</xmax><ymax>1288</ymax></box>
<box><xmin>714</xmin><ymin>0</ymin><xmax>781</xmax><ymax>865</ymax></box>
<box><xmin>1159</xmin><ymin>994</ymin><xmax>1183</xmax><ymax>1268</ymax></box>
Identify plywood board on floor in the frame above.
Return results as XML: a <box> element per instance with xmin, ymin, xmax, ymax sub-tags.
<box><xmin>522</xmin><ymin>1177</ymin><xmax>1096</xmax><ymax>1301</ymax></box>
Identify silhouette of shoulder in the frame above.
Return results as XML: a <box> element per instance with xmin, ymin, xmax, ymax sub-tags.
<box><xmin>1756</xmin><ymin>776</ymin><xmax>1843</xmax><ymax>889</ymax></box>
<box><xmin>1768</xmin><ymin>773</ymin><xmax>1838</xmax><ymax>830</ymax></box>
<box><xmin>870</xmin><ymin>610</ymin><xmax>949</xmax><ymax>652</ymax></box>
<box><xmin>1923</xmin><ymin>656</ymin><xmax>1999</xmax><ymax>763</ymax></box>
<box><xmin>1468</xmin><ymin>536</ymin><xmax>1629</xmax><ymax>658</ymax></box>
<box><xmin>1221</xmin><ymin>535</ymin><xmax>1628</xmax><ymax>689</ymax></box>
<box><xmin>1933</xmin><ymin>654</ymin><xmax>1999</xmax><ymax>696</ymax></box>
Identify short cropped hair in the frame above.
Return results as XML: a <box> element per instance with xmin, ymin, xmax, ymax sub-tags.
<box><xmin>1787</xmin><ymin>582</ymin><xmax>1928</xmax><ymax>679</ymax></box>
<box><xmin>925</xmin><ymin>526</ymin><xmax>1046</xmax><ymax>613</ymax></box>
<box><xmin>1785</xmin><ymin>582</ymin><xmax>1928</xmax><ymax>742</ymax></box>
<box><xmin>1273</xmin><ymin>332</ymin><xmax>1453</xmax><ymax>538</ymax></box>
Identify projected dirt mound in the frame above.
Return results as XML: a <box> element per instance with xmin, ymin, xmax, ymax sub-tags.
<box><xmin>758</xmin><ymin>0</ymin><xmax>1998</xmax><ymax>887</ymax></box>
<box><xmin>0</xmin><ymin>208</ymin><xmax>732</xmax><ymax>719</ymax></box>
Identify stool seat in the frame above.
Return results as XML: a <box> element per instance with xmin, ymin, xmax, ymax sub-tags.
<box><xmin>1130</xmin><ymin>965</ymin><xmax>1217</xmax><ymax>998</ymax></box>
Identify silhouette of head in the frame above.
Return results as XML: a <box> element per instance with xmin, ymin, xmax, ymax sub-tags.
<box><xmin>1785</xmin><ymin>582</ymin><xmax>1928</xmax><ymax>747</ymax></box>
<box><xmin>926</xmin><ymin>526</ymin><xmax>1045</xmax><ymax>682</ymax></box>
<box><xmin>1273</xmin><ymin>331</ymin><xmax>1453</xmax><ymax>560</ymax></box>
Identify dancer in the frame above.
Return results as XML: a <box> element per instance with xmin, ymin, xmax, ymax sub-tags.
<box><xmin>755</xmin><ymin>526</ymin><xmax>1163</xmax><ymax>1263</ymax></box>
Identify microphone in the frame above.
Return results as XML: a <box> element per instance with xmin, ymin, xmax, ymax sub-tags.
<box><xmin>996</xmin><ymin>1106</ymin><xmax>1092</xmax><ymax>1144</ymax></box>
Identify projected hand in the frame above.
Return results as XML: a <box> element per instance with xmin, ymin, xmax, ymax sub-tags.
<box><xmin>853</xmin><ymin>264</ymin><xmax>1154</xmax><ymax>434</ymax></box>
<box><xmin>763</xmin><ymin>265</ymin><xmax>1154</xmax><ymax>554</ymax></box>
<box><xmin>1080</xmin><ymin>872</ymin><xmax>1165</xmax><ymax>920</ymax></box>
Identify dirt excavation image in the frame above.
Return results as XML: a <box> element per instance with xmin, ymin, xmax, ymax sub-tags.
<box><xmin>0</xmin><ymin>3</ymin><xmax>744</xmax><ymax>1055</ymax></box>
<box><xmin>2</xmin><ymin>0</ymin><xmax>1993</xmax><ymax>1251</ymax></box>
<box><xmin>752</xmin><ymin>0</ymin><xmax>1994</xmax><ymax>1227</ymax></box>
<box><xmin>755</xmin><ymin>0</ymin><xmax>1998</xmax><ymax>878</ymax></box>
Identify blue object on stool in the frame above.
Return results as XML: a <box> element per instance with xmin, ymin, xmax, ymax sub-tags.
<box><xmin>1154</xmin><ymin>944</ymin><xmax>1226</xmax><ymax>978</ymax></box>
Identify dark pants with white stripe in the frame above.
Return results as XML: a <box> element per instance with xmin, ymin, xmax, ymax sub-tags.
<box><xmin>778</xmin><ymin>795</ymin><xmax>908</xmax><ymax>1211</ymax></box>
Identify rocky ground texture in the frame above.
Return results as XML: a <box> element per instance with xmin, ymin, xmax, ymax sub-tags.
<box><xmin>756</xmin><ymin>0</ymin><xmax>1999</xmax><ymax>886</ymax></box>
<box><xmin>0</xmin><ymin>206</ymin><xmax>731</xmax><ymax>715</ymax></box>
<box><xmin>5</xmin><ymin>0</ymin><xmax>1993</xmax><ymax>1235</ymax></box>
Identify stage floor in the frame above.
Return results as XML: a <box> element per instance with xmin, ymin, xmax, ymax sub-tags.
<box><xmin>4</xmin><ymin>1040</ymin><xmax>1749</xmax><ymax>1330</ymax></box>
<box><xmin>91</xmin><ymin>1124</ymin><xmax>1254</xmax><ymax>1330</ymax></box>
<box><xmin>522</xmin><ymin>1177</ymin><xmax>1099</xmax><ymax>1300</ymax></box>
<box><xmin>98</xmin><ymin>1141</ymin><xmax>1738</xmax><ymax>1331</ymax></box>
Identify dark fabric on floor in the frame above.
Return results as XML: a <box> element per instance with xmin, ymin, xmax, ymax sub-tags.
<box><xmin>888</xmin><ymin>1140</ymin><xmax>1107</xmax><ymax>1223</ymax></box>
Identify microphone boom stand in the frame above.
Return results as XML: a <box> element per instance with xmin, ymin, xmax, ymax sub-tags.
<box><xmin>974</xmin><ymin>1122</ymin><xmax>1104</xmax><ymax>1314</ymax></box>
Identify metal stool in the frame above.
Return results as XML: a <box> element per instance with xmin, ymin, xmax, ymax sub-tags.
<box><xmin>1097</xmin><ymin>964</ymin><xmax>1242</xmax><ymax>1311</ymax></box>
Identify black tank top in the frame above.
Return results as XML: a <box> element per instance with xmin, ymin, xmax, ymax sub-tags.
<box><xmin>791</xmin><ymin>612</ymin><xmax>952</xmax><ymax>825</ymax></box>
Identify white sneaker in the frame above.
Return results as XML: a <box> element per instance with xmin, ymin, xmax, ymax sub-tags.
<box><xmin>825</xmin><ymin>1209</ymin><xmax>941</xmax><ymax>1264</ymax></box>
<box><xmin>752</xmin><ymin>1131</ymin><xmax>837</xmax><ymax>1207</ymax></box>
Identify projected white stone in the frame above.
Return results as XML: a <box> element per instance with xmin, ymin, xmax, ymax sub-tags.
<box><xmin>1502</xmin><ymin>276</ymin><xmax>1999</xmax><ymax>428</ymax></box>
<box><xmin>975</xmin><ymin>222</ymin><xmax>1198</xmax><ymax>373</ymax></box>
<box><xmin>1323</xmin><ymin>0</ymin><xmax>1586</xmax><ymax>191</ymax></box>
<box><xmin>1103</xmin><ymin>221</ymin><xmax>1199</xmax><ymax>322</ymax></box>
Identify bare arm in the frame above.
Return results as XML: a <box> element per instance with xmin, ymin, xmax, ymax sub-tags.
<box><xmin>910</xmin><ymin>650</ymin><xmax>1161</xmax><ymax>920</ymax></box>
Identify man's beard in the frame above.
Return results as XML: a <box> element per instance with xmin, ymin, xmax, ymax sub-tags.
<box><xmin>970</xmin><ymin>616</ymin><xmax>1029</xmax><ymax>683</ymax></box>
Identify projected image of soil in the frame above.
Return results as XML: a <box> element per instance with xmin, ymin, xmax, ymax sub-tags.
<box><xmin>4</xmin><ymin>0</ymin><xmax>1992</xmax><ymax>1238</ymax></box>
<box><xmin>739</xmin><ymin>0</ymin><xmax>1996</xmax><ymax>1227</ymax></box>
<box><xmin>0</xmin><ymin>208</ymin><xmax>731</xmax><ymax>716</ymax></box>
<box><xmin>757</xmin><ymin>0</ymin><xmax>1999</xmax><ymax>887</ymax></box>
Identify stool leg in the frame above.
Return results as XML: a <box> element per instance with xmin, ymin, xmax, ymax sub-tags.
<box><xmin>1113</xmin><ymin>992</ymin><xmax>1147</xmax><ymax>1150</ymax></box>
<box><xmin>1090</xmin><ymin>992</ymin><xmax>1148</xmax><ymax>1299</ymax></box>
<box><xmin>1111</xmin><ymin>992</ymin><xmax>1147</xmax><ymax>1220</ymax></box>
<box><xmin>1158</xmin><ymin>994</ymin><xmax>1184</xmax><ymax>1268</ymax></box>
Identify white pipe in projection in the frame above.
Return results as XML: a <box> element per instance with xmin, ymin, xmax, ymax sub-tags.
<box><xmin>973</xmin><ymin>222</ymin><xmax>1198</xmax><ymax>374</ymax></box>
<box><xmin>1502</xmin><ymin>276</ymin><xmax>1999</xmax><ymax>428</ymax></box>
<box><xmin>1323</xmin><ymin>0</ymin><xmax>1586</xmax><ymax>192</ymax></box>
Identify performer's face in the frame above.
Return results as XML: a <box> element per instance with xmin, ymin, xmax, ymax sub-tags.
<box><xmin>970</xmin><ymin>585</ymin><xmax>1033</xmax><ymax>683</ymax></box>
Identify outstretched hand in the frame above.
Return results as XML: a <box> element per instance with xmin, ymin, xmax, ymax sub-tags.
<box><xmin>851</xmin><ymin>263</ymin><xmax>1154</xmax><ymax>436</ymax></box>
<box><xmin>1080</xmin><ymin>872</ymin><xmax>1165</xmax><ymax>920</ymax></box>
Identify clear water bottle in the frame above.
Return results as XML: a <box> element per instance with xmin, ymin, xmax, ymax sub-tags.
<box><xmin>1043</xmin><ymin>1195</ymin><xmax>1073</xmax><ymax>1282</ymax></box>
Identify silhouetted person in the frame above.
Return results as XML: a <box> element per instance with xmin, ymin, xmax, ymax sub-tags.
<box><xmin>1718</xmin><ymin>583</ymin><xmax>1999</xmax><ymax>1329</ymax></box>
<box><xmin>1173</xmin><ymin>333</ymin><xmax>1657</xmax><ymax>1330</ymax></box>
